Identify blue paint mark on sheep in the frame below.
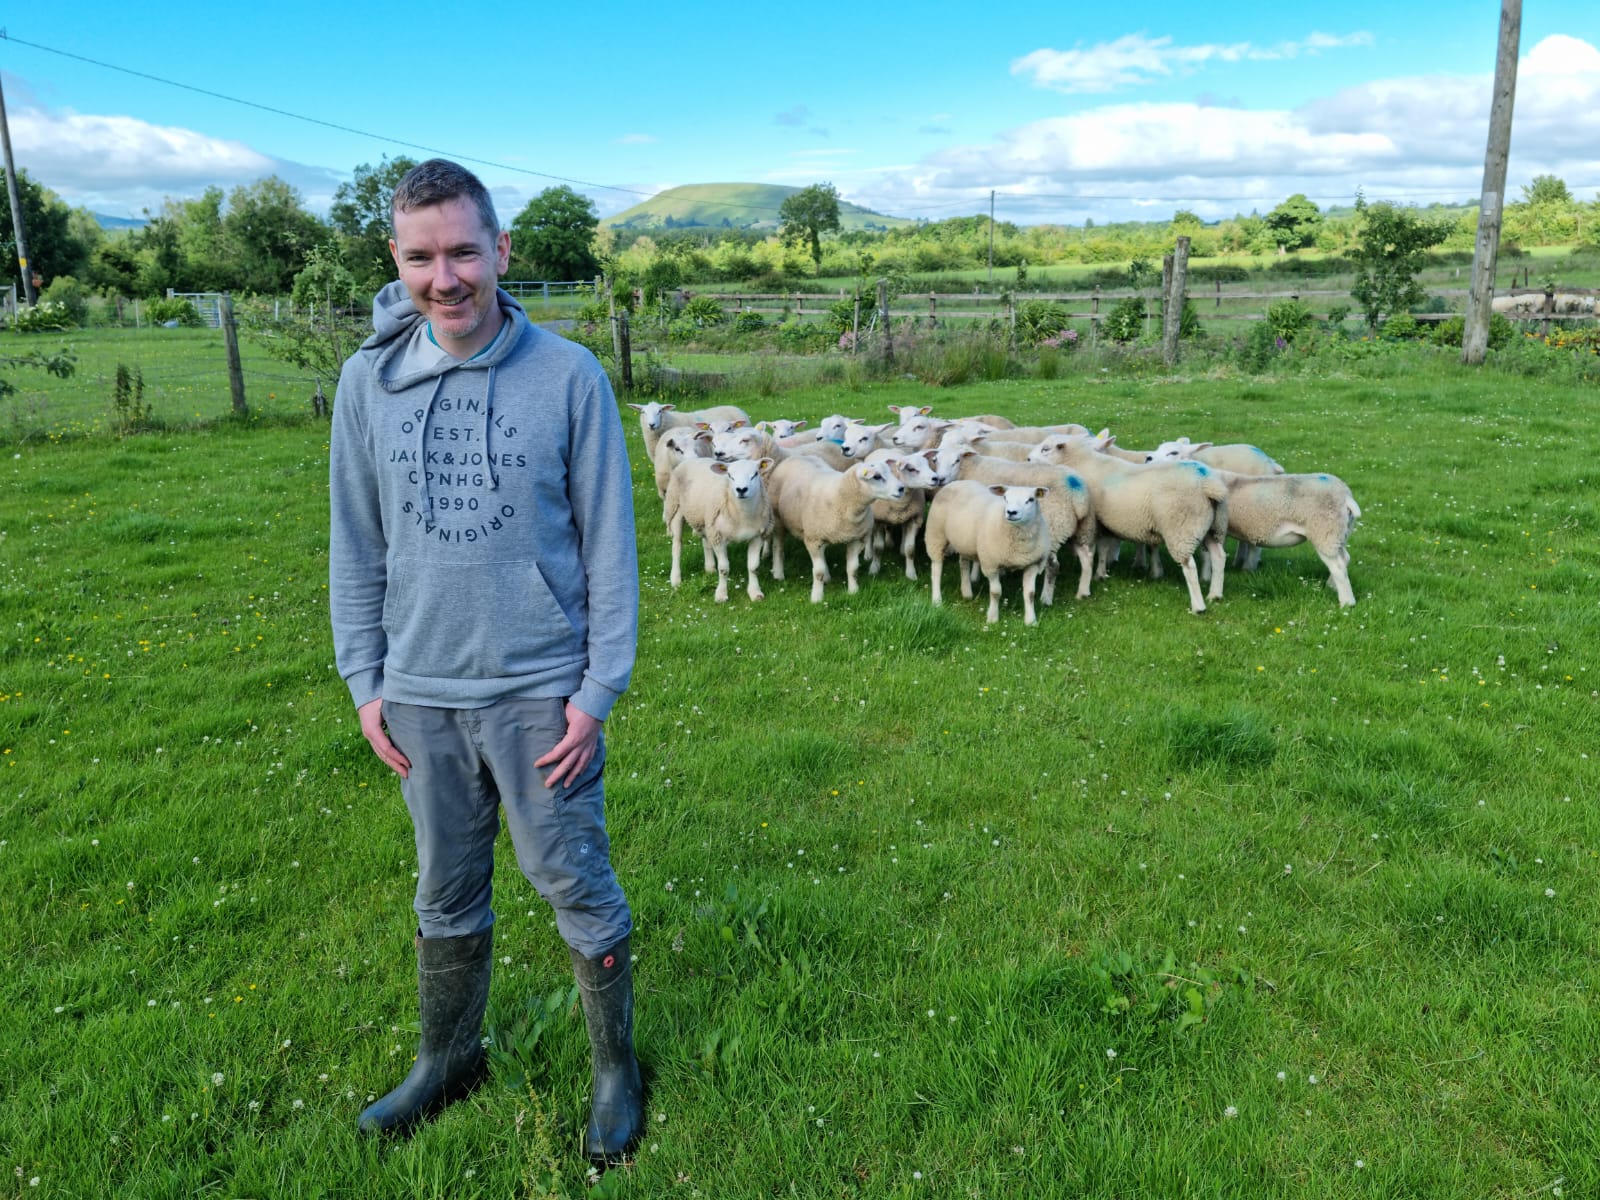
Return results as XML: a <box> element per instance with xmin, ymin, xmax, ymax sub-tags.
<box><xmin>1064</xmin><ymin>473</ymin><xmax>1086</xmax><ymax>491</ymax></box>
<box><xmin>1318</xmin><ymin>473</ymin><xmax>1330</xmax><ymax>481</ymax></box>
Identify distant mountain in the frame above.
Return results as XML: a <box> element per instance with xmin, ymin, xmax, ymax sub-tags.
<box><xmin>95</xmin><ymin>213</ymin><xmax>147</xmax><ymax>231</ymax></box>
<box><xmin>603</xmin><ymin>183</ymin><xmax>913</xmax><ymax>233</ymax></box>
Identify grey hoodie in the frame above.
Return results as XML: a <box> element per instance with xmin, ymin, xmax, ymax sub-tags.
<box><xmin>329</xmin><ymin>280</ymin><xmax>638</xmax><ymax>721</ymax></box>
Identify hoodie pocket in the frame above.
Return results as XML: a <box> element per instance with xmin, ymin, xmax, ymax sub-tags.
<box><xmin>383</xmin><ymin>555</ymin><xmax>580</xmax><ymax>680</ymax></box>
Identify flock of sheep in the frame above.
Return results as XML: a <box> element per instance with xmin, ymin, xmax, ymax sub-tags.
<box><xmin>628</xmin><ymin>400</ymin><xmax>1361</xmax><ymax>623</ymax></box>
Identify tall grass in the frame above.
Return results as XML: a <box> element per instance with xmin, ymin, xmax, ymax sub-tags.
<box><xmin>3</xmin><ymin>339</ymin><xmax>1598</xmax><ymax>1197</ymax></box>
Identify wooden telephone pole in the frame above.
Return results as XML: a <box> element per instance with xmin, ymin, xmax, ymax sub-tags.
<box><xmin>1462</xmin><ymin>0</ymin><xmax>1521</xmax><ymax>365</ymax></box>
<box><xmin>0</xmin><ymin>69</ymin><xmax>38</xmax><ymax>305</ymax></box>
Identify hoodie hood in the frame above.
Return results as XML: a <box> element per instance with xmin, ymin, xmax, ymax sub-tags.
<box><xmin>363</xmin><ymin>278</ymin><xmax>528</xmax><ymax>391</ymax></box>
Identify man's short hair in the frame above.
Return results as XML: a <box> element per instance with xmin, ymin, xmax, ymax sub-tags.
<box><xmin>391</xmin><ymin>159</ymin><xmax>500</xmax><ymax>239</ymax></box>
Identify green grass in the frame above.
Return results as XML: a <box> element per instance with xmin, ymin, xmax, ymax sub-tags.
<box><xmin>3</xmin><ymin>341</ymin><xmax>1599</xmax><ymax>1197</ymax></box>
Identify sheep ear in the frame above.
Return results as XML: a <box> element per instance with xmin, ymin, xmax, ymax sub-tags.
<box><xmin>757</xmin><ymin>457</ymin><xmax>775</xmax><ymax>474</ymax></box>
<box><xmin>792</xmin><ymin>419</ymin><xmax>808</xmax><ymax>431</ymax></box>
<box><xmin>918</xmin><ymin>406</ymin><xmax>932</xmax><ymax>417</ymax></box>
<box><xmin>710</xmin><ymin>461</ymin><xmax>729</xmax><ymax>475</ymax></box>
<box><xmin>661</xmin><ymin>404</ymin><xmax>677</xmax><ymax>413</ymax></box>
<box><xmin>920</xmin><ymin>449</ymin><xmax>938</xmax><ymax>466</ymax></box>
<box><xmin>730</xmin><ymin>418</ymin><xmax>749</xmax><ymax>429</ymax></box>
<box><xmin>989</xmin><ymin>485</ymin><xmax>1007</xmax><ymax>496</ymax></box>
<box><xmin>1034</xmin><ymin>486</ymin><xmax>1048</xmax><ymax>498</ymax></box>
<box><xmin>1192</xmin><ymin>441</ymin><xmax>1214</xmax><ymax>452</ymax></box>
<box><xmin>755</xmin><ymin>420</ymin><xmax>770</xmax><ymax>433</ymax></box>
<box><xmin>627</xmin><ymin>402</ymin><xmax>645</xmax><ymax>412</ymax></box>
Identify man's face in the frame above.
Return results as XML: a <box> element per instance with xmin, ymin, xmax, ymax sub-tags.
<box><xmin>389</xmin><ymin>196</ymin><xmax>511</xmax><ymax>358</ymax></box>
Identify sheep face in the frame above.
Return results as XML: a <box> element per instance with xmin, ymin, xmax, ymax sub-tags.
<box><xmin>856</xmin><ymin>462</ymin><xmax>906</xmax><ymax>502</ymax></box>
<box><xmin>992</xmin><ymin>485</ymin><xmax>1046</xmax><ymax>524</ymax></box>
<box><xmin>840</xmin><ymin>422</ymin><xmax>890</xmax><ymax>459</ymax></box>
<box><xmin>628</xmin><ymin>400</ymin><xmax>676</xmax><ymax>430</ymax></box>
<box><xmin>712</xmin><ymin>457</ymin><xmax>772</xmax><ymax>500</ymax></box>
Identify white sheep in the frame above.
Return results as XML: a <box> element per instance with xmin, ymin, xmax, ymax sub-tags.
<box><xmin>932</xmin><ymin>446</ymin><xmax>1097</xmax><ymax>602</ymax></box>
<box><xmin>652</xmin><ymin>425</ymin><xmax>713</xmax><ymax>500</ymax></box>
<box><xmin>767</xmin><ymin>457</ymin><xmax>906</xmax><ymax>602</ymax></box>
<box><xmin>887</xmin><ymin>404</ymin><xmax>934</xmax><ymax>424</ymax></box>
<box><xmin>838</xmin><ymin>421</ymin><xmax>894</xmax><ymax>460</ymax></box>
<box><xmin>1028</xmin><ymin>435</ymin><xmax>1229</xmax><ymax>614</ymax></box>
<box><xmin>711</xmin><ymin>425</ymin><xmax>782</xmax><ymax>463</ymax></box>
<box><xmin>924</xmin><ymin>482</ymin><xmax>1052</xmax><ymax>625</ymax></box>
<box><xmin>863</xmin><ymin>449</ymin><xmax>941</xmax><ymax>580</ymax></box>
<box><xmin>662</xmin><ymin>457</ymin><xmax>776</xmax><ymax>603</ymax></box>
<box><xmin>1146</xmin><ymin>437</ymin><xmax>1284</xmax><ymax>476</ymax></box>
<box><xmin>1207</xmin><ymin>471</ymin><xmax>1362</xmax><ymax>606</ymax></box>
<box><xmin>758</xmin><ymin>418</ymin><xmax>811</xmax><ymax>440</ymax></box>
<box><xmin>627</xmin><ymin>401</ymin><xmax>751</xmax><ymax>461</ymax></box>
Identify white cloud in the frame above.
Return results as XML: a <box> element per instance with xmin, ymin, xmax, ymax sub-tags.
<box><xmin>851</xmin><ymin>34</ymin><xmax>1600</xmax><ymax>225</ymax></box>
<box><xmin>1012</xmin><ymin>30</ymin><xmax>1373</xmax><ymax>94</ymax></box>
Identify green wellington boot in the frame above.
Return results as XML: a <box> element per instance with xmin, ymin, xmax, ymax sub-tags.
<box><xmin>358</xmin><ymin>928</ymin><xmax>494</xmax><ymax>1136</ymax></box>
<box><xmin>570</xmin><ymin>937</ymin><xmax>644</xmax><ymax>1164</ymax></box>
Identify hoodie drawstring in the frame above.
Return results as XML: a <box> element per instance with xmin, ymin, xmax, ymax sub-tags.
<box><xmin>484</xmin><ymin>366</ymin><xmax>500</xmax><ymax>492</ymax></box>
<box><xmin>417</xmin><ymin>376</ymin><xmax>445</xmax><ymax>522</ymax></box>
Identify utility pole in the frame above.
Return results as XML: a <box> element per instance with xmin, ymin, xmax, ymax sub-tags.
<box><xmin>987</xmin><ymin>190</ymin><xmax>995</xmax><ymax>289</ymax></box>
<box><xmin>1462</xmin><ymin>0</ymin><xmax>1521</xmax><ymax>366</ymax></box>
<box><xmin>0</xmin><ymin>69</ymin><xmax>38</xmax><ymax>305</ymax></box>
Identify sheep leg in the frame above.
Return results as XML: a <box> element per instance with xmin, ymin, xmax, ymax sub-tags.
<box><xmin>984</xmin><ymin>570</ymin><xmax>1002</xmax><ymax>624</ymax></box>
<box><xmin>1321</xmin><ymin>547</ymin><xmax>1356</xmax><ymax>607</ymax></box>
<box><xmin>929</xmin><ymin>550</ymin><xmax>945</xmax><ymax>606</ymax></box>
<box><xmin>770</xmin><ymin>529</ymin><xmax>786</xmax><ymax>581</ymax></box>
<box><xmin>845</xmin><ymin>538</ymin><xmax>865</xmax><ymax>594</ymax></box>
<box><xmin>711</xmin><ymin>538</ymin><xmax>731</xmax><ymax>603</ymax></box>
<box><xmin>1040</xmin><ymin>551</ymin><xmax>1058</xmax><ymax>606</ymax></box>
<box><xmin>1173</xmin><ymin>552</ymin><xmax>1208</xmax><ymax>613</ymax></box>
<box><xmin>1073</xmin><ymin>539</ymin><xmax>1094</xmax><ymax>599</ymax></box>
<box><xmin>1204</xmin><ymin>533</ymin><xmax>1227</xmax><ymax>601</ymax></box>
<box><xmin>958</xmin><ymin>556</ymin><xmax>976</xmax><ymax>600</ymax></box>
<box><xmin>901</xmin><ymin>520</ymin><xmax>920</xmax><ymax>581</ymax></box>
<box><xmin>868</xmin><ymin>526</ymin><xmax>883</xmax><ymax>576</ymax></box>
<box><xmin>669</xmin><ymin>515</ymin><xmax>686</xmax><ymax>588</ymax></box>
<box><xmin>745</xmin><ymin>538</ymin><xmax>765</xmax><ymax>602</ymax></box>
<box><xmin>806</xmin><ymin>539</ymin><xmax>828</xmax><ymax>603</ymax></box>
<box><xmin>1146</xmin><ymin>544</ymin><xmax>1164</xmax><ymax>580</ymax></box>
<box><xmin>1022</xmin><ymin>564</ymin><xmax>1041</xmax><ymax>625</ymax></box>
<box><xmin>702</xmin><ymin>536</ymin><xmax>716</xmax><ymax>574</ymax></box>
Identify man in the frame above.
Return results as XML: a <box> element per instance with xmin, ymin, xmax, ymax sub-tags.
<box><xmin>328</xmin><ymin>158</ymin><xmax>642</xmax><ymax>1162</ymax></box>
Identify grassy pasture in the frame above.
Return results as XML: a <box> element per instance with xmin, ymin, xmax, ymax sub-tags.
<box><xmin>3</xmin><ymin>341</ymin><xmax>1599</xmax><ymax>1198</ymax></box>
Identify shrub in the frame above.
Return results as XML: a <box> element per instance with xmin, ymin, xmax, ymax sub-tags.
<box><xmin>1325</xmin><ymin>303</ymin><xmax>1352</xmax><ymax>327</ymax></box>
<box><xmin>1238</xmin><ymin>320</ymin><xmax>1281</xmax><ymax>374</ymax></box>
<box><xmin>682</xmin><ymin>296</ymin><xmax>725</xmax><ymax>327</ymax></box>
<box><xmin>41</xmin><ymin>276</ymin><xmax>90</xmax><ymax>326</ymax></box>
<box><xmin>1102</xmin><ymin>296</ymin><xmax>1147</xmax><ymax>343</ymax></box>
<box><xmin>1016</xmin><ymin>300</ymin><xmax>1070</xmax><ymax>346</ymax></box>
<box><xmin>732</xmin><ymin>311</ymin><xmax>767</xmax><ymax>333</ymax></box>
<box><xmin>1265</xmin><ymin>298</ymin><xmax>1313</xmax><ymax>345</ymax></box>
<box><xmin>11</xmin><ymin>300</ymin><xmax>76</xmax><ymax>333</ymax></box>
<box><xmin>111</xmin><ymin>363</ymin><xmax>152</xmax><ymax>432</ymax></box>
<box><xmin>146</xmin><ymin>297</ymin><xmax>204</xmax><ymax>327</ymax></box>
<box><xmin>773</xmin><ymin>321</ymin><xmax>833</xmax><ymax>353</ymax></box>
<box><xmin>1382</xmin><ymin>312</ymin><xmax>1420</xmax><ymax>340</ymax></box>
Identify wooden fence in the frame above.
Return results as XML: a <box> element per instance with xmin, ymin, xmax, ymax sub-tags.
<box><xmin>689</xmin><ymin>283</ymin><xmax>1598</xmax><ymax>330</ymax></box>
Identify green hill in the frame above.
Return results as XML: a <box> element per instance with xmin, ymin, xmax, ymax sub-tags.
<box><xmin>603</xmin><ymin>183</ymin><xmax>912</xmax><ymax>233</ymax></box>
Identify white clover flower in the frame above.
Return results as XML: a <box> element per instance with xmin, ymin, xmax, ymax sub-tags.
<box><xmin>1106</xmin><ymin>1048</ymin><xmax>1117</xmax><ymax>1060</ymax></box>
<box><xmin>1224</xmin><ymin>1105</ymin><xmax>1238</xmax><ymax>1119</ymax></box>
<box><xmin>211</xmin><ymin>1072</ymin><xmax>224</xmax><ymax>1086</ymax></box>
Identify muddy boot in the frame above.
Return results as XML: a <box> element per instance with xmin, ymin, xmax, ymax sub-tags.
<box><xmin>570</xmin><ymin>937</ymin><xmax>644</xmax><ymax>1164</ymax></box>
<box><xmin>358</xmin><ymin>928</ymin><xmax>493</xmax><ymax>1136</ymax></box>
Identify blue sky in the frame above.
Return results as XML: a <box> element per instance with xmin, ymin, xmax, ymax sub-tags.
<box><xmin>4</xmin><ymin>3</ymin><xmax>1598</xmax><ymax>227</ymax></box>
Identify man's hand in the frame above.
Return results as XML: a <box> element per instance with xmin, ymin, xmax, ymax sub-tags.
<box><xmin>358</xmin><ymin>697</ymin><xmax>411</xmax><ymax>778</ymax></box>
<box><xmin>534</xmin><ymin>701</ymin><xmax>602</xmax><ymax>790</ymax></box>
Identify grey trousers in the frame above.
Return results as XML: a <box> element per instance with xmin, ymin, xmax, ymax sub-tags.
<box><xmin>381</xmin><ymin>697</ymin><xmax>632</xmax><ymax>957</ymax></box>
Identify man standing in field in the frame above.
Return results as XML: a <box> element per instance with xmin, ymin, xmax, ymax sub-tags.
<box><xmin>327</xmin><ymin>158</ymin><xmax>643</xmax><ymax>1162</ymax></box>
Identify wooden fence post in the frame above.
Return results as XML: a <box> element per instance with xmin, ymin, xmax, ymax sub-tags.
<box><xmin>929</xmin><ymin>292</ymin><xmax>937</xmax><ymax>327</ymax></box>
<box><xmin>877</xmin><ymin>279</ymin><xmax>893</xmax><ymax>365</ymax></box>
<box><xmin>220</xmin><ymin>293</ymin><xmax>248</xmax><ymax>417</ymax></box>
<box><xmin>1215</xmin><ymin>278</ymin><xmax>1222</xmax><ymax>309</ymax></box>
<box><xmin>1162</xmin><ymin>237</ymin><xmax>1191</xmax><ymax>367</ymax></box>
<box><xmin>618</xmin><ymin>311</ymin><xmax>633</xmax><ymax>392</ymax></box>
<box><xmin>1090</xmin><ymin>286</ymin><xmax>1101</xmax><ymax>343</ymax></box>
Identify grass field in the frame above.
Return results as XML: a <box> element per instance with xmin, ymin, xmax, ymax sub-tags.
<box><xmin>3</xmin><ymin>335</ymin><xmax>1598</xmax><ymax>1198</ymax></box>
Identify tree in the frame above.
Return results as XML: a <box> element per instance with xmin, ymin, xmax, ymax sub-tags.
<box><xmin>1264</xmin><ymin>194</ymin><xmax>1322</xmax><ymax>251</ymax></box>
<box><xmin>779</xmin><ymin>183</ymin><xmax>842</xmax><ymax>275</ymax></box>
<box><xmin>1522</xmin><ymin>174</ymin><xmax>1572</xmax><ymax>206</ymax></box>
<box><xmin>330</xmin><ymin>156</ymin><xmax>419</xmax><ymax>294</ymax></box>
<box><xmin>222</xmin><ymin>176</ymin><xmax>330</xmax><ymax>294</ymax></box>
<box><xmin>1349</xmin><ymin>196</ymin><xmax>1451</xmax><ymax>330</ymax></box>
<box><xmin>509</xmin><ymin>185</ymin><xmax>600</xmax><ymax>281</ymax></box>
<box><xmin>0</xmin><ymin>169</ymin><xmax>90</xmax><ymax>286</ymax></box>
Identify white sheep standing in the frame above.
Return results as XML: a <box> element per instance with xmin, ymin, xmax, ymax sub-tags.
<box><xmin>627</xmin><ymin>401</ymin><xmax>751</xmax><ymax>461</ymax></box>
<box><xmin>662</xmin><ymin>457</ymin><xmax>776</xmax><ymax>603</ymax></box>
<box><xmin>652</xmin><ymin>425</ymin><xmax>712</xmax><ymax>500</ymax></box>
<box><xmin>1028</xmin><ymin>435</ymin><xmax>1229</xmax><ymax>614</ymax></box>
<box><xmin>767</xmin><ymin>457</ymin><xmax>906</xmax><ymax>602</ymax></box>
<box><xmin>1205</xmin><ymin>471</ymin><xmax>1362</xmax><ymax>606</ymax></box>
<box><xmin>1146</xmin><ymin>437</ymin><xmax>1284</xmax><ymax>476</ymax></box>
<box><xmin>863</xmin><ymin>449</ymin><xmax>942</xmax><ymax>580</ymax></box>
<box><xmin>924</xmin><ymin>481</ymin><xmax>1053</xmax><ymax>625</ymax></box>
<box><xmin>932</xmin><ymin>446</ymin><xmax>1097</xmax><ymax>602</ymax></box>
